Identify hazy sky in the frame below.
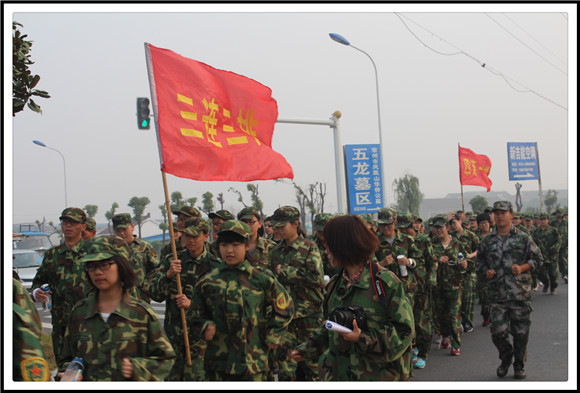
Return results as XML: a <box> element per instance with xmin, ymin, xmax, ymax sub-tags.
<box><xmin>6</xmin><ymin>3</ymin><xmax>576</xmax><ymax>225</ymax></box>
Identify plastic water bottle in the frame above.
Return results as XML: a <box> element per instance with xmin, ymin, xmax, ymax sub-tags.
<box><xmin>41</xmin><ymin>284</ymin><xmax>51</xmax><ymax>310</ymax></box>
<box><xmin>458</xmin><ymin>253</ymin><xmax>467</xmax><ymax>273</ymax></box>
<box><xmin>60</xmin><ymin>357</ymin><xmax>84</xmax><ymax>382</ymax></box>
<box><xmin>397</xmin><ymin>255</ymin><xmax>408</xmax><ymax>277</ymax></box>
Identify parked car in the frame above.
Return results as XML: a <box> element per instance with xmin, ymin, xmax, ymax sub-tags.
<box><xmin>13</xmin><ymin>249</ymin><xmax>43</xmax><ymax>291</ymax></box>
<box><xmin>13</xmin><ymin>232</ymin><xmax>53</xmax><ymax>256</ymax></box>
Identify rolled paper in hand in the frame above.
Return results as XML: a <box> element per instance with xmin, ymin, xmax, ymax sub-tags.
<box><xmin>325</xmin><ymin>320</ymin><xmax>353</xmax><ymax>334</ymax></box>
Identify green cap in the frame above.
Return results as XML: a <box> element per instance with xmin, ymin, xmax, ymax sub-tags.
<box><xmin>492</xmin><ymin>201</ymin><xmax>513</xmax><ymax>212</ymax></box>
<box><xmin>432</xmin><ymin>214</ymin><xmax>448</xmax><ymax>227</ymax></box>
<box><xmin>112</xmin><ymin>213</ymin><xmax>132</xmax><ymax>229</ymax></box>
<box><xmin>85</xmin><ymin>217</ymin><xmax>96</xmax><ymax>231</ymax></box>
<box><xmin>396</xmin><ymin>212</ymin><xmax>414</xmax><ymax>228</ymax></box>
<box><xmin>313</xmin><ymin>213</ymin><xmax>334</xmax><ymax>231</ymax></box>
<box><xmin>59</xmin><ymin>207</ymin><xmax>87</xmax><ymax>223</ymax></box>
<box><xmin>271</xmin><ymin>206</ymin><xmax>300</xmax><ymax>227</ymax></box>
<box><xmin>180</xmin><ymin>218</ymin><xmax>209</xmax><ymax>236</ymax></box>
<box><xmin>359</xmin><ymin>213</ymin><xmax>375</xmax><ymax>227</ymax></box>
<box><xmin>538</xmin><ymin>212</ymin><xmax>549</xmax><ymax>219</ymax></box>
<box><xmin>218</xmin><ymin>220</ymin><xmax>250</xmax><ymax>239</ymax></box>
<box><xmin>377</xmin><ymin>208</ymin><xmax>396</xmax><ymax>224</ymax></box>
<box><xmin>237</xmin><ymin>206</ymin><xmax>260</xmax><ymax>221</ymax></box>
<box><xmin>209</xmin><ymin>209</ymin><xmax>235</xmax><ymax>221</ymax></box>
<box><xmin>81</xmin><ymin>236</ymin><xmax>129</xmax><ymax>263</ymax></box>
<box><xmin>176</xmin><ymin>206</ymin><xmax>201</xmax><ymax>218</ymax></box>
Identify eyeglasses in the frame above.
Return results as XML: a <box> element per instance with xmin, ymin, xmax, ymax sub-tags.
<box><xmin>85</xmin><ymin>261</ymin><xmax>116</xmax><ymax>273</ymax></box>
<box><xmin>241</xmin><ymin>219</ymin><xmax>258</xmax><ymax>225</ymax></box>
<box><xmin>61</xmin><ymin>218</ymin><xmax>80</xmax><ymax>226</ymax></box>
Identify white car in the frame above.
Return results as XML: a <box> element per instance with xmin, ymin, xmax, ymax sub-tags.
<box><xmin>13</xmin><ymin>249</ymin><xmax>43</xmax><ymax>291</ymax></box>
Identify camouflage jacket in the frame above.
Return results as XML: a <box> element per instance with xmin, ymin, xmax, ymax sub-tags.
<box><xmin>159</xmin><ymin>240</ymin><xmax>184</xmax><ymax>262</ymax></box>
<box><xmin>430</xmin><ymin>236</ymin><xmax>468</xmax><ymax>291</ymax></box>
<box><xmin>268</xmin><ymin>236</ymin><xmax>325</xmax><ymax>318</ymax></box>
<box><xmin>186</xmin><ymin>260</ymin><xmax>294</xmax><ymax>376</ymax></box>
<box><xmin>533</xmin><ymin>226</ymin><xmax>562</xmax><ymax>264</ymax></box>
<box><xmin>310</xmin><ymin>234</ymin><xmax>340</xmax><ymax>279</ymax></box>
<box><xmin>149</xmin><ymin>246</ymin><xmax>221</xmax><ymax>349</ymax></box>
<box><xmin>13</xmin><ymin>278</ymin><xmax>50</xmax><ymax>381</ymax></box>
<box><xmin>477</xmin><ymin>225</ymin><xmax>542</xmax><ymax>302</ymax></box>
<box><xmin>451</xmin><ymin>229</ymin><xmax>480</xmax><ymax>273</ymax></box>
<box><xmin>59</xmin><ymin>293</ymin><xmax>175</xmax><ymax>381</ymax></box>
<box><xmin>31</xmin><ymin>239</ymin><xmax>91</xmax><ymax>329</ymax></box>
<box><xmin>296</xmin><ymin>264</ymin><xmax>414</xmax><ymax>381</ymax></box>
<box><xmin>127</xmin><ymin>236</ymin><xmax>160</xmax><ymax>302</ymax></box>
<box><xmin>413</xmin><ymin>232</ymin><xmax>437</xmax><ymax>289</ymax></box>
<box><xmin>248</xmin><ymin>236</ymin><xmax>276</xmax><ymax>270</ymax></box>
<box><xmin>375</xmin><ymin>231</ymin><xmax>423</xmax><ymax>294</ymax></box>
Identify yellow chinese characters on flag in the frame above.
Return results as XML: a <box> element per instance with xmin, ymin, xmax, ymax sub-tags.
<box><xmin>458</xmin><ymin>145</ymin><xmax>492</xmax><ymax>192</ymax></box>
<box><xmin>145</xmin><ymin>43</ymin><xmax>294</xmax><ymax>181</ymax></box>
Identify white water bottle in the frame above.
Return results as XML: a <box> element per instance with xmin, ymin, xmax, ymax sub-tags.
<box><xmin>458</xmin><ymin>253</ymin><xmax>467</xmax><ymax>273</ymax></box>
<box><xmin>397</xmin><ymin>255</ymin><xmax>408</xmax><ymax>277</ymax></box>
<box><xmin>60</xmin><ymin>357</ymin><xmax>84</xmax><ymax>382</ymax></box>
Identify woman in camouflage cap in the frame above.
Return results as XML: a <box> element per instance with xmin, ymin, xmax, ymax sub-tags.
<box><xmin>58</xmin><ymin>236</ymin><xmax>175</xmax><ymax>381</ymax></box>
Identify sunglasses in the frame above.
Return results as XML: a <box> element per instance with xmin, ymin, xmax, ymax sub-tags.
<box><xmin>85</xmin><ymin>261</ymin><xmax>116</xmax><ymax>273</ymax></box>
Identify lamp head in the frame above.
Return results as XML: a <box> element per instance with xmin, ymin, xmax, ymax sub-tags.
<box><xmin>329</xmin><ymin>33</ymin><xmax>350</xmax><ymax>46</ymax></box>
<box><xmin>32</xmin><ymin>140</ymin><xmax>47</xmax><ymax>147</ymax></box>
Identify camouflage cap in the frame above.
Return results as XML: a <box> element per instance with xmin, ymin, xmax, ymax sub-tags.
<box><xmin>358</xmin><ymin>213</ymin><xmax>375</xmax><ymax>227</ymax></box>
<box><xmin>81</xmin><ymin>236</ymin><xmax>130</xmax><ymax>263</ymax></box>
<box><xmin>396</xmin><ymin>212</ymin><xmax>414</xmax><ymax>229</ymax></box>
<box><xmin>271</xmin><ymin>206</ymin><xmax>300</xmax><ymax>227</ymax></box>
<box><xmin>85</xmin><ymin>217</ymin><xmax>96</xmax><ymax>231</ymax></box>
<box><xmin>377</xmin><ymin>208</ymin><xmax>396</xmax><ymax>224</ymax></box>
<box><xmin>413</xmin><ymin>215</ymin><xmax>423</xmax><ymax>223</ymax></box>
<box><xmin>492</xmin><ymin>200</ymin><xmax>513</xmax><ymax>212</ymax></box>
<box><xmin>313</xmin><ymin>213</ymin><xmax>334</xmax><ymax>231</ymax></box>
<box><xmin>176</xmin><ymin>205</ymin><xmax>202</xmax><ymax>218</ymax></box>
<box><xmin>538</xmin><ymin>212</ymin><xmax>549</xmax><ymax>219</ymax></box>
<box><xmin>237</xmin><ymin>206</ymin><xmax>260</xmax><ymax>221</ymax></box>
<box><xmin>218</xmin><ymin>220</ymin><xmax>250</xmax><ymax>239</ymax></box>
<box><xmin>180</xmin><ymin>218</ymin><xmax>209</xmax><ymax>236</ymax></box>
<box><xmin>112</xmin><ymin>213</ymin><xmax>132</xmax><ymax>229</ymax></box>
<box><xmin>523</xmin><ymin>212</ymin><xmax>533</xmax><ymax>220</ymax></box>
<box><xmin>59</xmin><ymin>207</ymin><xmax>87</xmax><ymax>223</ymax></box>
<box><xmin>208</xmin><ymin>209</ymin><xmax>235</xmax><ymax>221</ymax></box>
<box><xmin>514</xmin><ymin>212</ymin><xmax>522</xmax><ymax>219</ymax></box>
<box><xmin>432</xmin><ymin>214</ymin><xmax>448</xmax><ymax>227</ymax></box>
<box><xmin>556</xmin><ymin>206</ymin><xmax>566</xmax><ymax>216</ymax></box>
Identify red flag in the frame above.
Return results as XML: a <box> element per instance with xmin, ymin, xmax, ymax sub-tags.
<box><xmin>458</xmin><ymin>145</ymin><xmax>492</xmax><ymax>192</ymax></box>
<box><xmin>145</xmin><ymin>43</ymin><xmax>293</xmax><ymax>181</ymax></box>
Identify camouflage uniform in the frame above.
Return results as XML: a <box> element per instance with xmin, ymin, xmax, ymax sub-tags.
<box><xmin>149</xmin><ymin>218</ymin><xmax>221</xmax><ymax>381</ymax></box>
<box><xmin>268</xmin><ymin>206</ymin><xmax>325</xmax><ymax>381</ymax></box>
<box><xmin>160</xmin><ymin>206</ymin><xmax>202</xmax><ymax>261</ymax></box>
<box><xmin>238</xmin><ymin>206</ymin><xmax>276</xmax><ymax>270</ymax></box>
<box><xmin>552</xmin><ymin>210</ymin><xmax>568</xmax><ymax>281</ymax></box>
<box><xmin>208</xmin><ymin>210</ymin><xmax>235</xmax><ymax>256</ymax></box>
<box><xmin>533</xmin><ymin>212</ymin><xmax>561</xmax><ymax>293</ymax></box>
<box><xmin>476</xmin><ymin>201</ymin><xmax>542</xmax><ymax>376</ymax></box>
<box><xmin>296</xmin><ymin>263</ymin><xmax>414</xmax><ymax>381</ymax></box>
<box><xmin>31</xmin><ymin>207</ymin><xmax>91</xmax><ymax>364</ymax></box>
<box><xmin>13</xmin><ymin>278</ymin><xmax>50</xmax><ymax>381</ymax></box>
<box><xmin>430</xmin><ymin>215</ymin><xmax>468</xmax><ymax>350</ymax></box>
<box><xmin>309</xmin><ymin>213</ymin><xmax>339</xmax><ymax>279</ymax></box>
<box><xmin>452</xmin><ymin>228</ymin><xmax>480</xmax><ymax>329</ymax></box>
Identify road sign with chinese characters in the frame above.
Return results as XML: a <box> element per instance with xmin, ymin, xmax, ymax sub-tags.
<box><xmin>507</xmin><ymin>142</ymin><xmax>539</xmax><ymax>181</ymax></box>
<box><xmin>344</xmin><ymin>144</ymin><xmax>383</xmax><ymax>214</ymax></box>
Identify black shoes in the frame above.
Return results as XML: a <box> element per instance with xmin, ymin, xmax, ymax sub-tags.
<box><xmin>497</xmin><ymin>361</ymin><xmax>511</xmax><ymax>378</ymax></box>
<box><xmin>514</xmin><ymin>369</ymin><xmax>526</xmax><ymax>379</ymax></box>
<box><xmin>463</xmin><ymin>322</ymin><xmax>474</xmax><ymax>333</ymax></box>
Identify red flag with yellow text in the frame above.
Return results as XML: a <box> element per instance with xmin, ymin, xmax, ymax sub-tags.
<box><xmin>458</xmin><ymin>145</ymin><xmax>492</xmax><ymax>192</ymax></box>
<box><xmin>145</xmin><ymin>43</ymin><xmax>293</xmax><ymax>181</ymax></box>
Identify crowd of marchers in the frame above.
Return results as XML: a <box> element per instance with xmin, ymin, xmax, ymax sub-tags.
<box><xmin>13</xmin><ymin>202</ymin><xmax>568</xmax><ymax>382</ymax></box>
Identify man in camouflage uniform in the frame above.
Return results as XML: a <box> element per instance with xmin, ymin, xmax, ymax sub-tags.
<box><xmin>82</xmin><ymin>217</ymin><xmax>97</xmax><ymax>241</ymax></box>
<box><xmin>309</xmin><ymin>213</ymin><xmax>338</xmax><ymax>281</ymax></box>
<box><xmin>150</xmin><ymin>218</ymin><xmax>222</xmax><ymax>380</ymax></box>
<box><xmin>397</xmin><ymin>212</ymin><xmax>436</xmax><ymax>369</ymax></box>
<box><xmin>187</xmin><ymin>221</ymin><xmax>294</xmax><ymax>381</ymax></box>
<box><xmin>552</xmin><ymin>208</ymin><xmax>568</xmax><ymax>284</ymax></box>
<box><xmin>237</xmin><ymin>206</ymin><xmax>275</xmax><ymax>270</ymax></box>
<box><xmin>533</xmin><ymin>212</ymin><xmax>561</xmax><ymax>295</ymax></box>
<box><xmin>13</xmin><ymin>278</ymin><xmax>50</xmax><ymax>381</ymax></box>
<box><xmin>208</xmin><ymin>209</ymin><xmax>235</xmax><ymax>256</ymax></box>
<box><xmin>477</xmin><ymin>201</ymin><xmax>542</xmax><ymax>379</ymax></box>
<box><xmin>159</xmin><ymin>206</ymin><xmax>202</xmax><ymax>261</ymax></box>
<box><xmin>268</xmin><ymin>206</ymin><xmax>325</xmax><ymax>381</ymax></box>
<box><xmin>113</xmin><ymin>213</ymin><xmax>159</xmax><ymax>303</ymax></box>
<box><xmin>31</xmin><ymin>207</ymin><xmax>90</xmax><ymax>364</ymax></box>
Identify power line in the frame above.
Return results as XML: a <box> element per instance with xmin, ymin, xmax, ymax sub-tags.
<box><xmin>394</xmin><ymin>12</ymin><xmax>567</xmax><ymax>111</ymax></box>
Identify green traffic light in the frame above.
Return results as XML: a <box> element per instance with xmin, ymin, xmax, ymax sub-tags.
<box><xmin>141</xmin><ymin>118</ymin><xmax>150</xmax><ymax>128</ymax></box>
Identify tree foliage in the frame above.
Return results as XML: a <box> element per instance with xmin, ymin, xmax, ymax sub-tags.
<box><xmin>469</xmin><ymin>195</ymin><xmax>488</xmax><ymax>214</ymax></box>
<box><xmin>13</xmin><ymin>22</ymin><xmax>50</xmax><ymax>116</ymax></box>
<box><xmin>201</xmin><ymin>192</ymin><xmax>215</xmax><ymax>215</ymax></box>
<box><xmin>543</xmin><ymin>189</ymin><xmax>558</xmax><ymax>214</ymax></box>
<box><xmin>104</xmin><ymin>202</ymin><xmax>119</xmax><ymax>235</ymax></box>
<box><xmin>293</xmin><ymin>181</ymin><xmax>327</xmax><ymax>233</ymax></box>
<box><xmin>392</xmin><ymin>174</ymin><xmax>423</xmax><ymax>215</ymax></box>
<box><xmin>216</xmin><ymin>192</ymin><xmax>225</xmax><ymax>211</ymax></box>
<box><xmin>83</xmin><ymin>205</ymin><xmax>98</xmax><ymax>219</ymax></box>
<box><xmin>128</xmin><ymin>196</ymin><xmax>150</xmax><ymax>238</ymax></box>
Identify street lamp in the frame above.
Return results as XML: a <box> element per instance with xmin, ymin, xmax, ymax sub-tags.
<box><xmin>329</xmin><ymin>33</ymin><xmax>387</xmax><ymax>207</ymax></box>
<box><xmin>33</xmin><ymin>140</ymin><xmax>68</xmax><ymax>208</ymax></box>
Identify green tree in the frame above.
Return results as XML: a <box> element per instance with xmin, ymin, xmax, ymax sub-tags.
<box><xmin>170</xmin><ymin>191</ymin><xmax>185</xmax><ymax>212</ymax></box>
<box><xmin>216</xmin><ymin>192</ymin><xmax>225</xmax><ymax>211</ymax></box>
<box><xmin>200</xmin><ymin>192</ymin><xmax>215</xmax><ymax>216</ymax></box>
<box><xmin>13</xmin><ymin>22</ymin><xmax>50</xmax><ymax>116</ymax></box>
<box><xmin>469</xmin><ymin>195</ymin><xmax>489</xmax><ymax>214</ymax></box>
<box><xmin>35</xmin><ymin>217</ymin><xmax>46</xmax><ymax>232</ymax></box>
<box><xmin>186</xmin><ymin>197</ymin><xmax>198</xmax><ymax>208</ymax></box>
<box><xmin>104</xmin><ymin>202</ymin><xmax>119</xmax><ymax>235</ymax></box>
<box><xmin>247</xmin><ymin>184</ymin><xmax>264</xmax><ymax>217</ymax></box>
<box><xmin>228</xmin><ymin>187</ymin><xmax>248</xmax><ymax>207</ymax></box>
<box><xmin>392</xmin><ymin>174</ymin><xmax>423</xmax><ymax>215</ymax></box>
<box><xmin>83</xmin><ymin>204</ymin><xmax>98</xmax><ymax>219</ymax></box>
<box><xmin>158</xmin><ymin>204</ymin><xmax>169</xmax><ymax>243</ymax></box>
<box><xmin>544</xmin><ymin>189</ymin><xmax>558</xmax><ymax>214</ymax></box>
<box><xmin>48</xmin><ymin>221</ymin><xmax>62</xmax><ymax>241</ymax></box>
<box><xmin>128</xmin><ymin>196</ymin><xmax>150</xmax><ymax>238</ymax></box>
<box><xmin>293</xmin><ymin>182</ymin><xmax>327</xmax><ymax>233</ymax></box>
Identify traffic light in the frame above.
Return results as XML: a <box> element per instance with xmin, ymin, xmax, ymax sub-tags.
<box><xmin>137</xmin><ymin>97</ymin><xmax>151</xmax><ymax>129</ymax></box>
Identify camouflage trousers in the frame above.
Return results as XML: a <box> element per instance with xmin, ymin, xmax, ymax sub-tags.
<box><xmin>167</xmin><ymin>340</ymin><xmax>205</xmax><ymax>381</ymax></box>
<box><xmin>204</xmin><ymin>370</ymin><xmax>264</xmax><ymax>381</ymax></box>
<box><xmin>413</xmin><ymin>289</ymin><xmax>433</xmax><ymax>359</ymax></box>
<box><xmin>489</xmin><ymin>301</ymin><xmax>533</xmax><ymax>371</ymax></box>
<box><xmin>275</xmin><ymin>314</ymin><xmax>323</xmax><ymax>381</ymax></box>
<box><xmin>559</xmin><ymin>247</ymin><xmax>568</xmax><ymax>278</ymax></box>
<box><xmin>476</xmin><ymin>277</ymin><xmax>491</xmax><ymax>321</ymax></box>
<box><xmin>538</xmin><ymin>261</ymin><xmax>559</xmax><ymax>291</ymax></box>
<box><xmin>461</xmin><ymin>272</ymin><xmax>477</xmax><ymax>326</ymax></box>
<box><xmin>51</xmin><ymin>324</ymin><xmax>67</xmax><ymax>367</ymax></box>
<box><xmin>433</xmin><ymin>288</ymin><xmax>463</xmax><ymax>349</ymax></box>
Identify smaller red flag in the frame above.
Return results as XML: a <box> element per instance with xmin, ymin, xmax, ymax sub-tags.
<box><xmin>458</xmin><ymin>146</ymin><xmax>492</xmax><ymax>192</ymax></box>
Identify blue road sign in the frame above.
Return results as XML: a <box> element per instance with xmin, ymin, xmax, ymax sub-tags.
<box><xmin>507</xmin><ymin>142</ymin><xmax>540</xmax><ymax>181</ymax></box>
<box><xmin>344</xmin><ymin>144</ymin><xmax>383</xmax><ymax>214</ymax></box>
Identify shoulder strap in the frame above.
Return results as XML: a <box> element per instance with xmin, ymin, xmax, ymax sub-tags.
<box><xmin>369</xmin><ymin>259</ymin><xmax>388</xmax><ymax>307</ymax></box>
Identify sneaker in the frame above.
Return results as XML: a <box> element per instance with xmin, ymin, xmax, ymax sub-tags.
<box><xmin>542</xmin><ymin>285</ymin><xmax>549</xmax><ymax>293</ymax></box>
<box><xmin>412</xmin><ymin>347</ymin><xmax>419</xmax><ymax>356</ymax></box>
<box><xmin>433</xmin><ymin>335</ymin><xmax>442</xmax><ymax>345</ymax></box>
<box><xmin>414</xmin><ymin>357</ymin><xmax>426</xmax><ymax>369</ymax></box>
<box><xmin>450</xmin><ymin>348</ymin><xmax>460</xmax><ymax>356</ymax></box>
<box><xmin>441</xmin><ymin>337</ymin><xmax>450</xmax><ymax>349</ymax></box>
<box><xmin>464</xmin><ymin>322</ymin><xmax>474</xmax><ymax>333</ymax></box>
<box><xmin>496</xmin><ymin>360</ymin><xmax>511</xmax><ymax>378</ymax></box>
<box><xmin>564</xmin><ymin>276</ymin><xmax>568</xmax><ymax>284</ymax></box>
<box><xmin>551</xmin><ymin>290</ymin><xmax>557</xmax><ymax>295</ymax></box>
<box><xmin>514</xmin><ymin>369</ymin><xmax>526</xmax><ymax>379</ymax></box>
<box><xmin>482</xmin><ymin>319</ymin><xmax>491</xmax><ymax>327</ymax></box>
<box><xmin>534</xmin><ymin>284</ymin><xmax>541</xmax><ymax>292</ymax></box>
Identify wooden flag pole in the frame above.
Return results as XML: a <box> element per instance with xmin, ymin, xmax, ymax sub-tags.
<box><xmin>161</xmin><ymin>170</ymin><xmax>192</xmax><ymax>366</ymax></box>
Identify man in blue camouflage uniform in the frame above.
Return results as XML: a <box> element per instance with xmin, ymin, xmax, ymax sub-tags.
<box><xmin>477</xmin><ymin>201</ymin><xmax>542</xmax><ymax>379</ymax></box>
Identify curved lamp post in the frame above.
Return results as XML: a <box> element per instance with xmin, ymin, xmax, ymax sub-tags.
<box><xmin>329</xmin><ymin>33</ymin><xmax>387</xmax><ymax>207</ymax></box>
<box><xmin>33</xmin><ymin>140</ymin><xmax>68</xmax><ymax>208</ymax></box>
